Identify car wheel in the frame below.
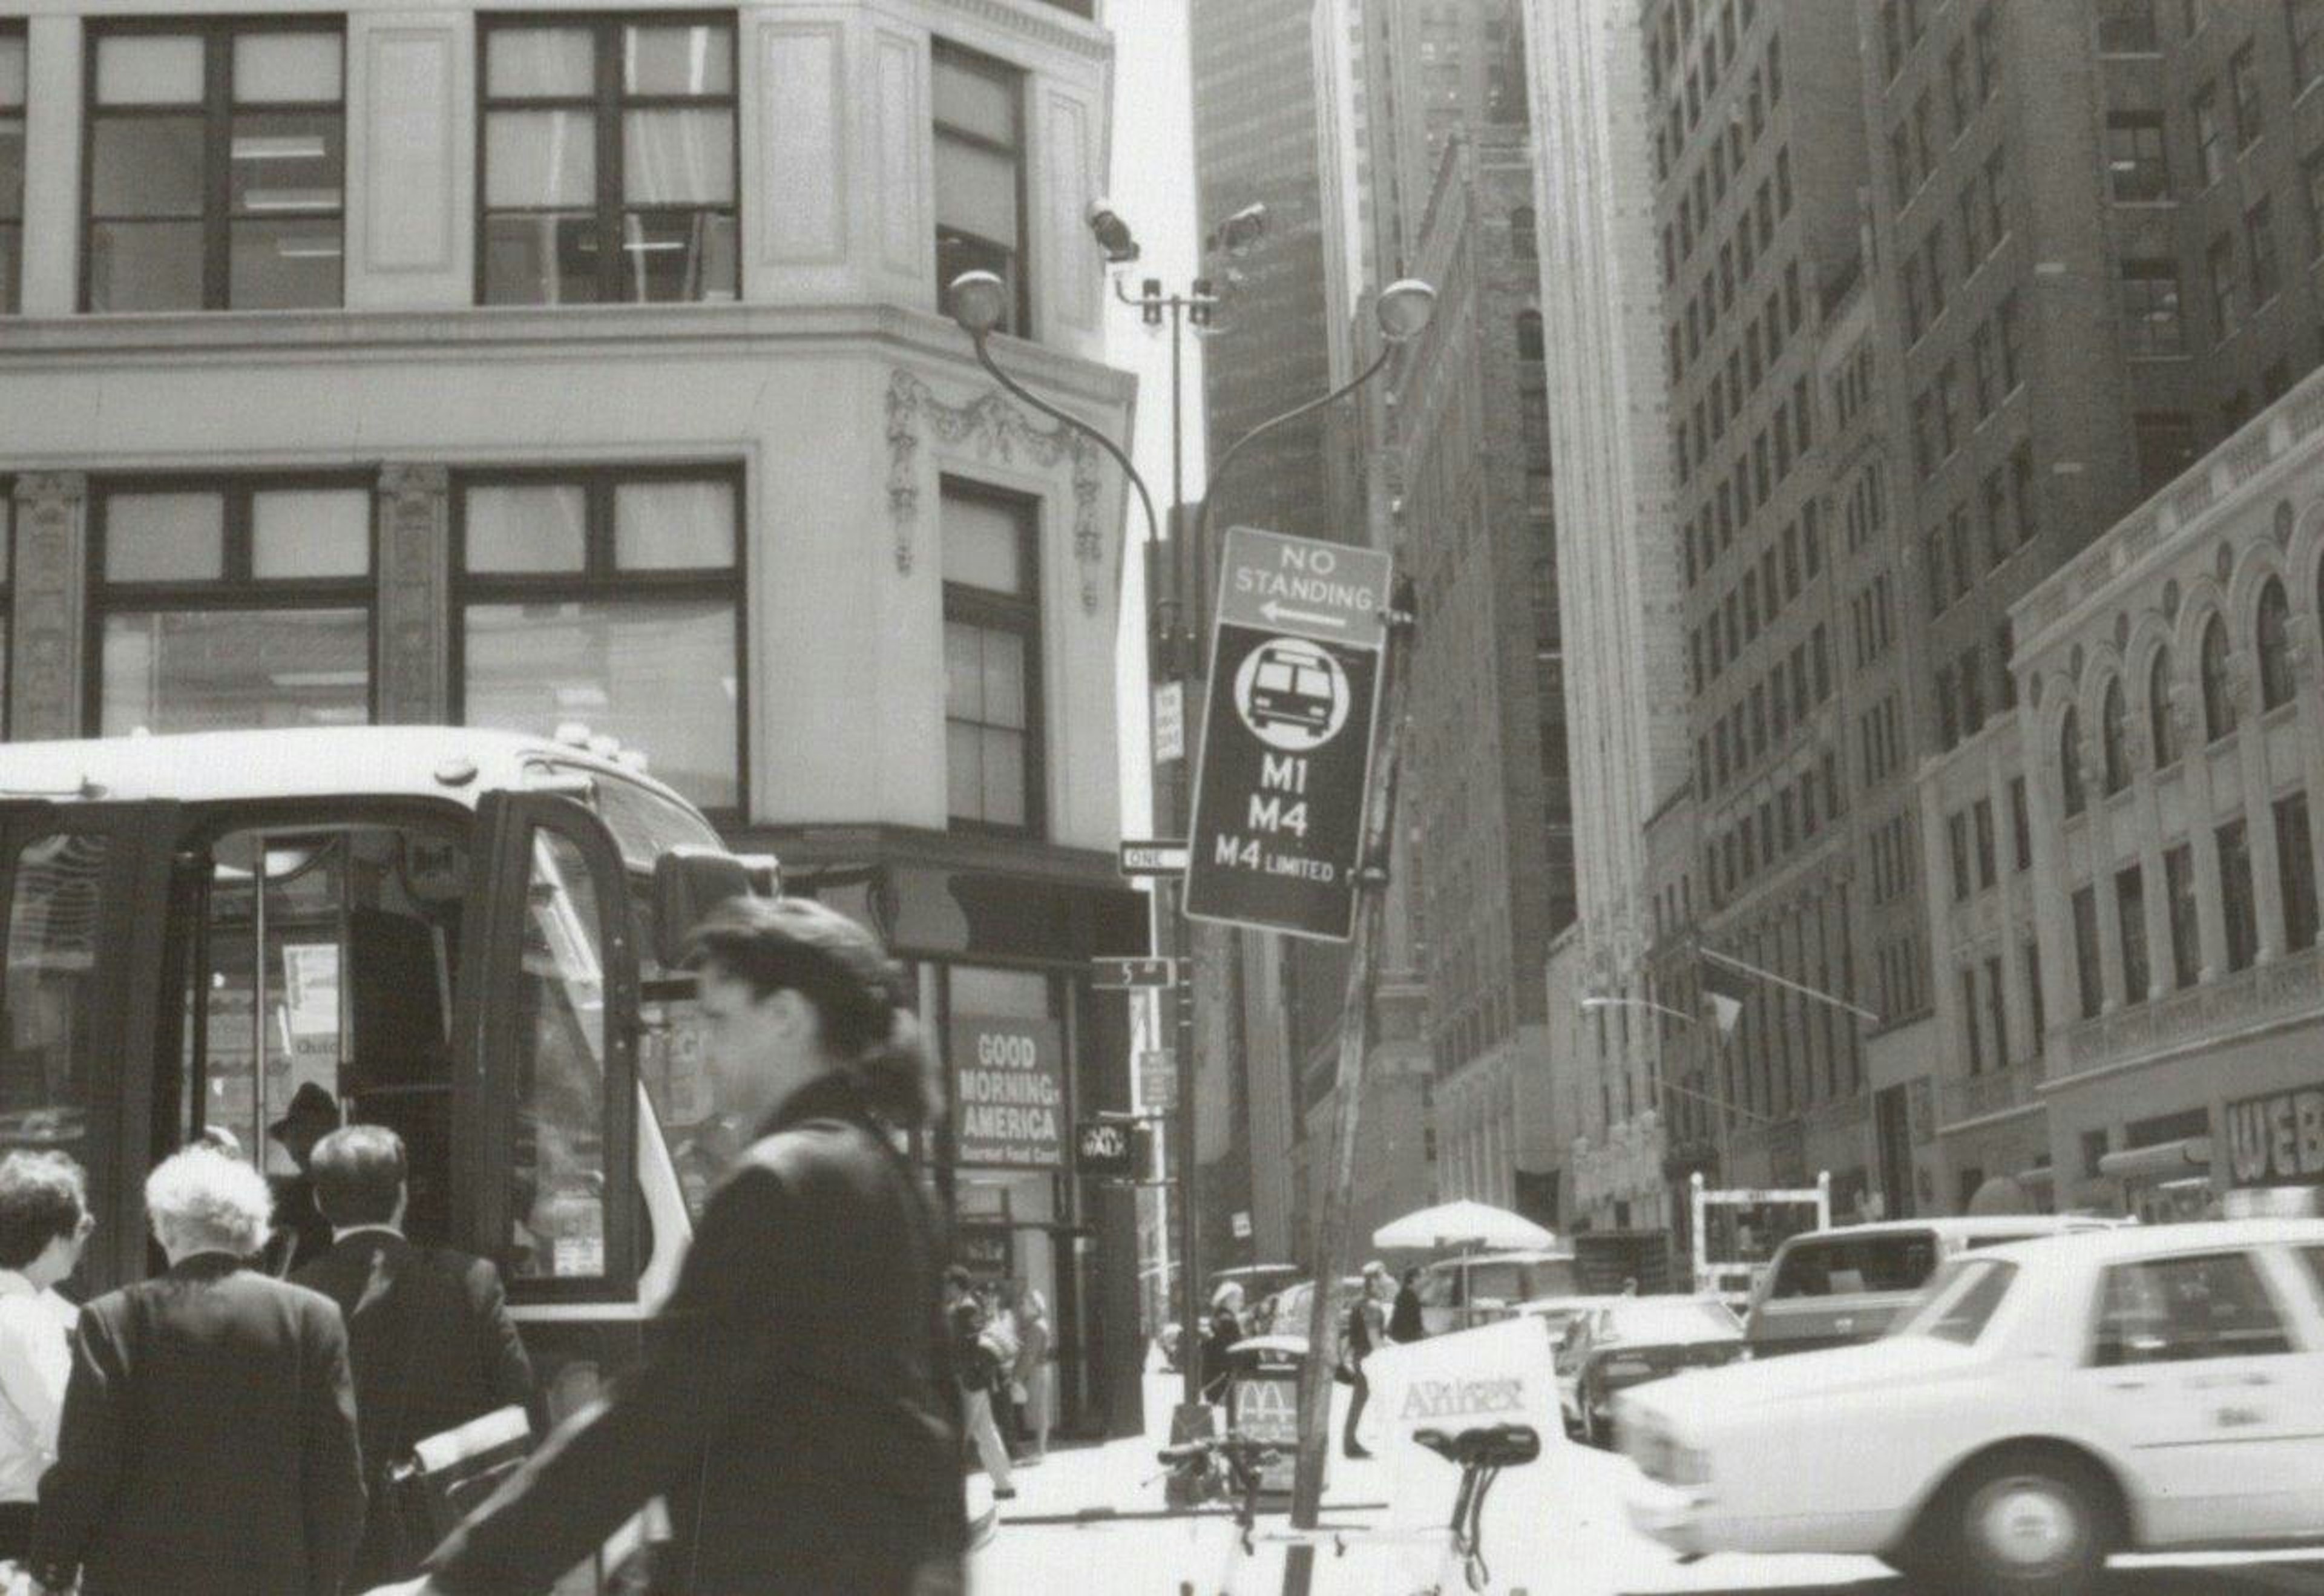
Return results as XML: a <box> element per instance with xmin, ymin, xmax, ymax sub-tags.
<box><xmin>1928</xmin><ymin>1450</ymin><xmax>2113</xmax><ymax>1596</ymax></box>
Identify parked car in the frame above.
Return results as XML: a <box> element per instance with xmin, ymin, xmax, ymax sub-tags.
<box><xmin>1744</xmin><ymin>1215</ymin><xmax>2128</xmax><ymax>1358</ymax></box>
<box><xmin>1623</xmin><ymin>1219</ymin><xmax>2324</xmax><ymax>1595</ymax></box>
<box><xmin>1512</xmin><ymin>1293</ymin><xmax>1624</xmax><ymax>1352</ymax></box>
<box><xmin>1554</xmin><ymin>1296</ymin><xmax>1745</xmax><ymax>1447</ymax></box>
<box><xmin>1417</xmin><ymin>1250</ymin><xmax>1585</xmax><ymax>1336</ymax></box>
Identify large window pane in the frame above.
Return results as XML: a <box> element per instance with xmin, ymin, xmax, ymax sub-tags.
<box><xmin>87</xmin><ymin>221</ymin><xmax>204</xmax><ymax>310</ymax></box>
<box><xmin>464</xmin><ymin>601</ymin><xmax>739</xmax><ymax>809</ymax></box>
<box><xmin>934</xmin><ymin>139</ymin><xmax>1019</xmax><ymax>241</ymax></box>
<box><xmin>465</xmin><ymin>484</ymin><xmax>586</xmax><ymax>573</ymax></box>
<box><xmin>96</xmin><ymin>35</ymin><xmax>204</xmax><ymax>105</ymax></box>
<box><xmin>508</xmin><ymin>829</ymin><xmax>609</xmax><ymax>1283</ymax></box>
<box><xmin>231</xmin><ymin>113</ymin><xmax>343</xmax><ymax>216</ymax></box>
<box><xmin>101</xmin><ymin>609</ymin><xmax>370</xmax><ymax>732</ymax></box>
<box><xmin>622</xmin><ymin>110</ymin><xmax>734</xmax><ymax>203</ymax></box>
<box><xmin>4</xmin><ymin>830</ymin><xmax>110</xmax><ymax>1156</ymax></box>
<box><xmin>483</xmin><ymin>213</ymin><xmax>600</xmax><ymax>306</ymax></box>
<box><xmin>942</xmin><ymin>494</ymin><xmax>1024</xmax><ymax>593</ymax></box>
<box><xmin>105</xmin><ymin>492</ymin><xmax>225</xmax><ymax>582</ymax></box>
<box><xmin>485</xmin><ymin>111</ymin><xmax>597</xmax><ymax>208</ymax></box>
<box><xmin>91</xmin><ymin>118</ymin><xmax>206</xmax><ymax>217</ymax></box>
<box><xmin>229</xmin><ymin>219</ymin><xmax>343</xmax><ymax>310</ymax></box>
<box><xmin>0</xmin><ymin>36</ymin><xmax>24</xmax><ymax>107</ymax></box>
<box><xmin>252</xmin><ymin>488</ymin><xmax>369</xmax><ymax>578</ymax></box>
<box><xmin>487</xmin><ymin>28</ymin><xmax>595</xmax><ymax>98</ymax></box>
<box><xmin>233</xmin><ymin>33</ymin><xmax>341</xmax><ymax>104</ymax></box>
<box><xmin>934</xmin><ymin>54</ymin><xmax>1016</xmax><ymax>144</ymax></box>
<box><xmin>623</xmin><ymin>26</ymin><xmax>732</xmax><ymax>96</ymax></box>
<box><xmin>618</xmin><ymin>211</ymin><xmax>737</xmax><ymax>302</ymax></box>
<box><xmin>613</xmin><ymin>481</ymin><xmax>734</xmax><ymax>570</ymax></box>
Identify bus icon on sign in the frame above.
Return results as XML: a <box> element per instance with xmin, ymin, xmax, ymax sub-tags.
<box><xmin>1233</xmin><ymin>637</ymin><xmax>1350</xmax><ymax>753</ymax></box>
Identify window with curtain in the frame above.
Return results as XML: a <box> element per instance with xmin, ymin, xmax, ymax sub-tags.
<box><xmin>84</xmin><ymin>21</ymin><xmax>345</xmax><ymax>311</ymax></box>
<box><xmin>943</xmin><ymin>479</ymin><xmax>1043</xmax><ymax>833</ymax></box>
<box><xmin>2165</xmin><ymin>843</ymin><xmax>2200</xmax><ymax>988</ymax></box>
<box><xmin>2148</xmin><ymin>648</ymin><xmax>2178</xmax><ymax>767</ymax></box>
<box><xmin>93</xmin><ymin>478</ymin><xmax>372</xmax><ymax>732</ymax></box>
<box><xmin>456</xmin><ymin>467</ymin><xmax>744</xmax><ymax>812</ymax></box>
<box><xmin>2116</xmin><ymin>864</ymin><xmax>2150</xmax><ymax>1004</ymax></box>
<box><xmin>0</xmin><ymin>28</ymin><xmax>22</xmax><ymax>312</ymax></box>
<box><xmin>2277</xmin><ymin>792</ymin><xmax>2319</xmax><ymax>953</ymax></box>
<box><xmin>2201</xmin><ymin>614</ymin><xmax>2237</xmax><ymax>741</ymax></box>
<box><xmin>2220</xmin><ymin>818</ymin><xmax>2259</xmax><ymax>971</ymax></box>
<box><xmin>934</xmin><ymin>41</ymin><xmax>1028</xmax><ymax>337</ymax></box>
<box><xmin>479</xmin><ymin>16</ymin><xmax>738</xmax><ymax>306</ymax></box>
<box><xmin>2257</xmin><ymin>578</ymin><xmax>2295</xmax><ymax>709</ymax></box>
<box><xmin>2061</xmin><ymin>708</ymin><xmax>2086</xmax><ymax>817</ymax></box>
<box><xmin>2102</xmin><ymin>679</ymin><xmax>2130</xmax><ymax>794</ymax></box>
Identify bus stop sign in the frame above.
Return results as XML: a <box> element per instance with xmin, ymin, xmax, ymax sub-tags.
<box><xmin>1185</xmin><ymin>527</ymin><xmax>1391</xmax><ymax>942</ymax></box>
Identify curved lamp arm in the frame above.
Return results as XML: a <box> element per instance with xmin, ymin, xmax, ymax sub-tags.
<box><xmin>1192</xmin><ymin>342</ymin><xmax>1393</xmax><ymax>554</ymax></box>
<box><xmin>965</xmin><ymin>330</ymin><xmax>1163</xmax><ymax>554</ymax></box>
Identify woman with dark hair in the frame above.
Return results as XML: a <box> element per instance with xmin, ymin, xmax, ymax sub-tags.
<box><xmin>0</xmin><ymin>1151</ymin><xmax>88</xmax><ymax>1565</ymax></box>
<box><xmin>400</xmin><ymin>896</ymin><xmax>963</xmax><ymax>1596</ymax></box>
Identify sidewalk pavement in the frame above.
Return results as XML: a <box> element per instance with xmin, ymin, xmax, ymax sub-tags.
<box><xmin>963</xmin><ymin>1371</ymin><xmax>1879</xmax><ymax>1595</ymax></box>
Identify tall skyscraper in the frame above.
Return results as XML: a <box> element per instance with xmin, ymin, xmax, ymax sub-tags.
<box><xmin>1522</xmin><ymin>0</ymin><xmax>1692</xmax><ymax>1228</ymax></box>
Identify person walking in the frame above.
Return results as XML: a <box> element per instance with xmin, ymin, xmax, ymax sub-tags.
<box><xmin>28</xmin><ymin>1146</ymin><xmax>364</xmax><ymax>1596</ymax></box>
<box><xmin>1010</xmin><ymin>1288</ymin><xmax>1053</xmax><ymax>1465</ymax></box>
<box><xmin>292</xmin><ymin>1125</ymin><xmax>533</xmax><ymax>1588</ymax></box>
<box><xmin>945</xmin><ymin>1270</ymin><xmax>1015</xmax><ymax>1500</ymax></box>
<box><xmin>1388</xmin><ymin>1267</ymin><xmax>1425</xmax><ymax>1344</ymax></box>
<box><xmin>385</xmin><ymin>897</ymin><xmax>965</xmax><ymax>1595</ymax></box>
<box><xmin>975</xmin><ymin>1283</ymin><xmax>1022</xmax><ymax>1454</ymax></box>
<box><xmin>0</xmin><ymin>1154</ymin><xmax>91</xmax><ymax>1569</ymax></box>
<box><xmin>264</xmin><ymin>1083</ymin><xmax>341</xmax><ymax>1278</ymax></box>
<box><xmin>1341</xmin><ymin>1263</ymin><xmax>1391</xmax><ymax>1460</ymax></box>
<box><xmin>1200</xmin><ymin>1283</ymin><xmax>1245</xmax><ymax>1407</ymax></box>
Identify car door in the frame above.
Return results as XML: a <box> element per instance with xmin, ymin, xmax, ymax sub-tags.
<box><xmin>2067</xmin><ymin>1247</ymin><xmax>2319</xmax><ymax>1545</ymax></box>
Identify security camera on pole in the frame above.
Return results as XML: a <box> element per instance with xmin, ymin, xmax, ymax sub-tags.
<box><xmin>950</xmin><ymin>209</ymin><xmax>1431</xmax><ymax>1500</ymax></box>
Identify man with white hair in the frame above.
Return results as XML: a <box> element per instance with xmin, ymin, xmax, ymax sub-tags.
<box><xmin>27</xmin><ymin>1146</ymin><xmax>365</xmax><ymax>1596</ymax></box>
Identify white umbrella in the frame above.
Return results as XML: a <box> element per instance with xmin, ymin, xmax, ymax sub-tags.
<box><xmin>1372</xmin><ymin>1199</ymin><xmax>1555</xmax><ymax>1252</ymax></box>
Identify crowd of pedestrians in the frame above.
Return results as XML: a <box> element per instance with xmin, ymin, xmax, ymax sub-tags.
<box><xmin>0</xmin><ymin>894</ymin><xmax>973</xmax><ymax>1596</ymax></box>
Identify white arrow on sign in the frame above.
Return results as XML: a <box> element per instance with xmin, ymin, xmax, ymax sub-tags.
<box><xmin>1258</xmin><ymin>600</ymin><xmax>1348</xmax><ymax>630</ymax></box>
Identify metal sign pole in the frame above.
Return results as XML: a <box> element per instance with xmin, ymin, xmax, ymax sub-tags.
<box><xmin>1281</xmin><ymin>581</ymin><xmax>1416</xmax><ymax>1596</ymax></box>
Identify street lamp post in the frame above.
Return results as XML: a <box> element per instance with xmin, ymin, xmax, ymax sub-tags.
<box><xmin>950</xmin><ymin>243</ymin><xmax>1433</xmax><ymax>1450</ymax></box>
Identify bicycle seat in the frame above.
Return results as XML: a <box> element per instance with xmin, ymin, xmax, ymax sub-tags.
<box><xmin>1411</xmin><ymin>1424</ymin><xmax>1540</xmax><ymax>1469</ymax></box>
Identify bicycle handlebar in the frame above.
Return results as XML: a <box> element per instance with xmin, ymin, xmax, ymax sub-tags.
<box><xmin>1157</xmin><ymin>1433</ymin><xmax>1283</xmax><ymax>1468</ymax></box>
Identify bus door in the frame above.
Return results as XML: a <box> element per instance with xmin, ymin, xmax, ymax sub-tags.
<box><xmin>0</xmin><ymin>802</ymin><xmax>179</xmax><ymax>1293</ymax></box>
<box><xmin>454</xmin><ymin>791</ymin><xmax>646</xmax><ymax>1437</ymax></box>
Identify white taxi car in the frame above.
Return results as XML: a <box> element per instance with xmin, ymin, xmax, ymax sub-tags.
<box><xmin>1621</xmin><ymin>1220</ymin><xmax>2324</xmax><ymax>1595</ymax></box>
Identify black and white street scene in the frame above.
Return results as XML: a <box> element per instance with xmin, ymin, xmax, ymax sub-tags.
<box><xmin>11</xmin><ymin>0</ymin><xmax>2324</xmax><ymax>1592</ymax></box>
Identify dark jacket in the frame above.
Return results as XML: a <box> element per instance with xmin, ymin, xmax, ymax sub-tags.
<box><xmin>949</xmin><ymin>1299</ymin><xmax>997</xmax><ymax>1394</ymax></box>
<box><xmin>425</xmin><ymin>1072</ymin><xmax>965</xmax><ymax>1595</ymax></box>
<box><xmin>30</xmin><ymin>1253</ymin><xmax>366</xmax><ymax>1596</ymax></box>
<box><xmin>267</xmin><ymin>1175</ymin><xmax>335</xmax><ymax>1278</ymax></box>
<box><xmin>1388</xmin><ymin>1286</ymin><xmax>1425</xmax><ymax>1343</ymax></box>
<box><xmin>294</xmin><ymin>1230</ymin><xmax>534</xmax><ymax>1585</ymax></box>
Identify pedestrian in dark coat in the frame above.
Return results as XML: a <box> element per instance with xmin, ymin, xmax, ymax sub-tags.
<box><xmin>264</xmin><ymin>1083</ymin><xmax>341</xmax><ymax>1278</ymax></box>
<box><xmin>28</xmin><ymin>1146</ymin><xmax>365</xmax><ymax>1596</ymax></box>
<box><xmin>293</xmin><ymin>1125</ymin><xmax>533</xmax><ymax>1587</ymax></box>
<box><xmin>391</xmin><ymin>897</ymin><xmax>963</xmax><ymax>1596</ymax></box>
<box><xmin>1388</xmin><ymin>1267</ymin><xmax>1426</xmax><ymax>1343</ymax></box>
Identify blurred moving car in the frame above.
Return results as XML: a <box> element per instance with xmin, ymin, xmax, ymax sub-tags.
<box><xmin>1262</xmin><ymin>1276</ymin><xmax>1365</xmax><ymax>1368</ymax></box>
<box><xmin>1553</xmin><ymin>1296</ymin><xmax>1745</xmax><ymax>1447</ymax></box>
<box><xmin>1623</xmin><ymin>1220</ymin><xmax>2324</xmax><ymax>1596</ymax></box>
<box><xmin>1417</xmin><ymin>1249</ymin><xmax>1584</xmax><ymax>1336</ymax></box>
<box><xmin>1744</xmin><ymin>1215</ymin><xmax>2127</xmax><ymax>1358</ymax></box>
<box><xmin>1513</xmin><ymin>1293</ymin><xmax>1624</xmax><ymax>1352</ymax></box>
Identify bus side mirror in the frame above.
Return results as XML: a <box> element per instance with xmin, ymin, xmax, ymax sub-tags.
<box><xmin>651</xmin><ymin>847</ymin><xmax>780</xmax><ymax>968</ymax></box>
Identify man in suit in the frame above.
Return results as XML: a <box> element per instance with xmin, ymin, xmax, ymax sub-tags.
<box><xmin>294</xmin><ymin>1125</ymin><xmax>533</xmax><ymax>1587</ymax></box>
<box><xmin>28</xmin><ymin>1146</ymin><xmax>365</xmax><ymax>1596</ymax></box>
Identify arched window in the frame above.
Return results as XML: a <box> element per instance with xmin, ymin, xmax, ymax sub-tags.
<box><xmin>2257</xmin><ymin>578</ymin><xmax>2295</xmax><ymax>710</ymax></box>
<box><xmin>1516</xmin><ymin>310</ymin><xmax>1544</xmax><ymax>361</ymax></box>
<box><xmin>2102</xmin><ymin>679</ymin><xmax>2130</xmax><ymax>795</ymax></box>
<box><xmin>1511</xmin><ymin>206</ymin><xmax>1537</xmax><ymax>261</ymax></box>
<box><xmin>2061</xmin><ymin>708</ymin><xmax>2086</xmax><ymax>818</ymax></box>
<box><xmin>2201</xmin><ymin>614</ymin><xmax>2238</xmax><ymax>742</ymax></box>
<box><xmin>2148</xmin><ymin>648</ymin><xmax>2178</xmax><ymax>769</ymax></box>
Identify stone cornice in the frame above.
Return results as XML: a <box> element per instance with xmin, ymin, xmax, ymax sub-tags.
<box><xmin>0</xmin><ymin>303</ymin><xmax>1137</xmax><ymax>409</ymax></box>
<box><xmin>925</xmin><ymin>0</ymin><xmax>1111</xmax><ymax>59</ymax></box>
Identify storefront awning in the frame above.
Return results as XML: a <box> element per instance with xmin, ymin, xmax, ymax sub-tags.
<box><xmin>2097</xmin><ymin>1136</ymin><xmax>2211</xmax><ymax>1182</ymax></box>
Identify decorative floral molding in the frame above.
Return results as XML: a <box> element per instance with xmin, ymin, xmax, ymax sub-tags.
<box><xmin>886</xmin><ymin>369</ymin><xmax>1108</xmax><ymax>613</ymax></box>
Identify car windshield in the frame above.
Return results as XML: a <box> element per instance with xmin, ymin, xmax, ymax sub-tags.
<box><xmin>1892</xmin><ymin>1258</ymin><xmax>2017</xmax><ymax>1344</ymax></box>
<box><xmin>1767</xmin><ymin>1231</ymin><xmax>1940</xmax><ymax>1298</ymax></box>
